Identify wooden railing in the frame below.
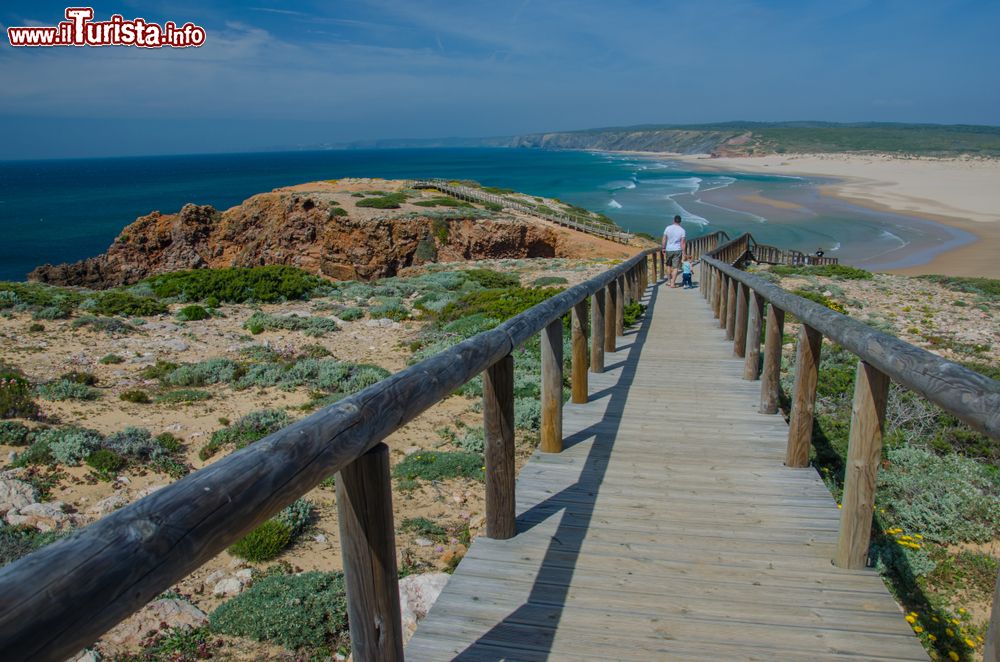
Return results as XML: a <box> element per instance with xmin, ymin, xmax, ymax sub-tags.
<box><xmin>701</xmin><ymin>233</ymin><xmax>1000</xmax><ymax>656</ymax></box>
<box><xmin>0</xmin><ymin>248</ymin><xmax>659</xmax><ymax>662</ymax></box>
<box><xmin>412</xmin><ymin>180</ymin><xmax>634</xmax><ymax>244</ymax></box>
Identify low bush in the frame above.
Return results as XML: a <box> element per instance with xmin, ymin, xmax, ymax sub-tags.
<box><xmin>0</xmin><ymin>421</ymin><xmax>31</xmax><ymax>446</ymax></box>
<box><xmin>413</xmin><ymin>237</ymin><xmax>437</xmax><ymax>262</ymax></box>
<box><xmin>200</xmin><ymin>409</ymin><xmax>291</xmax><ymax>460</ymax></box>
<box><xmin>436</xmin><ymin>287</ymin><xmax>561</xmax><ymax>324</ymax></box>
<box><xmin>791</xmin><ymin>289</ymin><xmax>847</xmax><ymax>314</ymax></box>
<box><xmin>176</xmin><ymin>304</ymin><xmax>210</xmax><ymax>321</ymax></box>
<box><xmin>155</xmin><ymin>389</ymin><xmax>212</xmax><ymax>404</ymax></box>
<box><xmin>90</xmin><ymin>291</ymin><xmax>167</xmax><ymax>317</ymax></box>
<box><xmin>369</xmin><ymin>298</ymin><xmax>409</xmax><ymax>321</ymax></box>
<box><xmin>228</xmin><ymin>519</ymin><xmax>293</xmax><ymax>562</ymax></box>
<box><xmin>771</xmin><ymin>264</ymin><xmax>873</xmax><ymax>280</ymax></box>
<box><xmin>86</xmin><ymin>448</ymin><xmax>125</xmax><ymax>478</ymax></box>
<box><xmin>36</xmin><ymin>379</ymin><xmax>98</xmax><ymax>401</ymax></box>
<box><xmin>103</xmin><ymin>426</ymin><xmax>162</xmax><ymax>462</ymax></box>
<box><xmin>144</xmin><ymin>265</ymin><xmax>329</xmax><ymax>303</ymax></box>
<box><xmin>155</xmin><ymin>432</ymin><xmax>184</xmax><ymax>454</ymax></box>
<box><xmin>98</xmin><ymin>353</ymin><xmax>125</xmax><ymax>365</ymax></box>
<box><xmin>60</xmin><ymin>371</ymin><xmax>98</xmax><ymax>386</ymax></box>
<box><xmin>162</xmin><ymin>358</ymin><xmax>241</xmax><ymax>387</ymax></box>
<box><xmin>327</xmin><ymin>205</ymin><xmax>348</xmax><ymax>218</ymax></box>
<box><xmin>209</xmin><ymin>571</ymin><xmax>349</xmax><ymax>653</ymax></box>
<box><xmin>918</xmin><ymin>275</ymin><xmax>1000</xmax><ymax>300</ymax></box>
<box><xmin>43</xmin><ymin>426</ymin><xmax>103</xmax><ymax>466</ymax></box>
<box><xmin>623</xmin><ymin>302</ymin><xmax>645</xmax><ymax>326</ymax></box>
<box><xmin>337</xmin><ymin>306</ymin><xmax>364</xmax><ymax>321</ymax></box>
<box><xmin>1</xmin><ymin>525</ymin><xmax>64</xmax><ymax>569</ymax></box>
<box><xmin>244</xmin><ymin>312</ymin><xmax>338</xmax><ymax>337</ymax></box>
<box><xmin>70</xmin><ymin>316</ymin><xmax>135</xmax><ymax>335</ymax></box>
<box><xmin>463</xmin><ymin>269</ymin><xmax>520</xmax><ymax>289</ymax></box>
<box><xmin>0</xmin><ymin>366</ymin><xmax>37</xmax><ymax>419</ymax></box>
<box><xmin>400</xmin><ymin>516</ymin><xmax>447</xmax><ymax>540</ymax></box>
<box><xmin>0</xmin><ymin>282</ymin><xmax>84</xmax><ymax>318</ymax></box>
<box><xmin>140</xmin><ymin>359</ymin><xmax>180</xmax><ymax>380</ymax></box>
<box><xmin>532</xmin><ymin>276</ymin><xmax>568</xmax><ymax>287</ymax></box>
<box><xmin>393</xmin><ymin>450</ymin><xmax>484</xmax><ymax>483</ymax></box>
<box><xmin>28</xmin><ymin>323</ymin><xmax>45</xmax><ymax>333</ymax></box>
<box><xmin>413</xmin><ymin>196</ymin><xmax>472</xmax><ymax>208</ymax></box>
<box><xmin>119</xmin><ymin>389</ymin><xmax>151</xmax><ymax>404</ymax></box>
<box><xmin>877</xmin><ymin>446</ymin><xmax>999</xmax><ymax>544</ymax></box>
<box><xmin>355</xmin><ymin>192</ymin><xmax>407</xmax><ymax>208</ymax></box>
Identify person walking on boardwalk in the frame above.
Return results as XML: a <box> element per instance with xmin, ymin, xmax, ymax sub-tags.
<box><xmin>662</xmin><ymin>214</ymin><xmax>686</xmax><ymax>288</ymax></box>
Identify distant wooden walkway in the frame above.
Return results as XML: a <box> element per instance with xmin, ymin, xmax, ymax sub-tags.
<box><xmin>406</xmin><ymin>280</ymin><xmax>926</xmax><ymax>660</ymax></box>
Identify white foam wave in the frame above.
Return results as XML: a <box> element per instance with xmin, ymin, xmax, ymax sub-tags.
<box><xmin>604</xmin><ymin>179</ymin><xmax>636</xmax><ymax>191</ymax></box>
<box><xmin>879</xmin><ymin>230</ymin><xmax>908</xmax><ymax>246</ymax></box>
<box><xmin>607</xmin><ymin>200</ymin><xmax>622</xmax><ymax>209</ymax></box>
<box><xmin>830</xmin><ymin>242</ymin><xmax>841</xmax><ymax>252</ymax></box>
<box><xmin>698</xmin><ymin>176</ymin><xmax>737</xmax><ymax>193</ymax></box>
<box><xmin>693</xmin><ymin>197</ymin><xmax>767</xmax><ymax>224</ymax></box>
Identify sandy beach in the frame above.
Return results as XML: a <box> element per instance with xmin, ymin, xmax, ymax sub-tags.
<box><xmin>666</xmin><ymin>152</ymin><xmax>1000</xmax><ymax>277</ymax></box>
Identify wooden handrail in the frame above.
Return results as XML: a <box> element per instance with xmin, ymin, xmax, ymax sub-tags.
<box><xmin>701</xmin><ymin>236</ymin><xmax>1000</xmax><ymax>655</ymax></box>
<box><xmin>0</xmin><ymin>246</ymin><xmax>659</xmax><ymax>662</ymax></box>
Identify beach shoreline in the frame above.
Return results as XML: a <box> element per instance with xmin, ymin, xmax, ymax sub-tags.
<box><xmin>602</xmin><ymin>150</ymin><xmax>1000</xmax><ymax>277</ymax></box>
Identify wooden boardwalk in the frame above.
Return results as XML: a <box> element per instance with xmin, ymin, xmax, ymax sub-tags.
<box><xmin>405</xmin><ymin>279</ymin><xmax>928</xmax><ymax>661</ymax></box>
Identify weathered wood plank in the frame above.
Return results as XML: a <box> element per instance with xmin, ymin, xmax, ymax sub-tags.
<box><xmin>540</xmin><ymin>318</ymin><xmax>563</xmax><ymax>453</ymax></box>
<box><xmin>787</xmin><ymin>323</ymin><xmax>822</xmax><ymax>468</ymax></box>
<box><xmin>571</xmin><ymin>300</ymin><xmax>588</xmax><ymax>404</ymax></box>
<box><xmin>483</xmin><ymin>354</ymin><xmax>515</xmax><ymax>539</ymax></box>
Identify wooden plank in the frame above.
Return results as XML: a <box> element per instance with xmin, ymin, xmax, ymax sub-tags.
<box><xmin>590</xmin><ymin>290</ymin><xmax>605</xmax><ymax>373</ymax></box>
<box><xmin>336</xmin><ymin>443</ymin><xmax>403</xmax><ymax>662</ymax></box>
<box><xmin>604</xmin><ymin>282</ymin><xmax>617</xmax><ymax>353</ymax></box>
<box><xmin>571</xmin><ymin>300</ymin><xmax>588</xmax><ymax>403</ymax></box>
<box><xmin>760</xmin><ymin>303</ymin><xmax>785</xmax><ymax>414</ymax></box>
<box><xmin>744</xmin><ymin>289</ymin><xmax>764</xmax><ymax>380</ymax></box>
<box><xmin>734</xmin><ymin>281</ymin><xmax>749</xmax><ymax>357</ymax></box>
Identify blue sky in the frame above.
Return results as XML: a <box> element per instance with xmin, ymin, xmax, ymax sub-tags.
<box><xmin>1</xmin><ymin>0</ymin><xmax>998</xmax><ymax>158</ymax></box>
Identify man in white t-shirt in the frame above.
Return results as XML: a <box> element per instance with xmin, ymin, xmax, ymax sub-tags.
<box><xmin>662</xmin><ymin>214</ymin><xmax>686</xmax><ymax>288</ymax></box>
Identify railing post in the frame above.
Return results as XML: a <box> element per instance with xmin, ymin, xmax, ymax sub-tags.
<box><xmin>484</xmin><ymin>354</ymin><xmax>515</xmax><ymax>539</ymax></box>
<box><xmin>985</xmin><ymin>573</ymin><xmax>1000</xmax><ymax>662</ymax></box>
<box><xmin>652</xmin><ymin>252</ymin><xmax>658</xmax><ymax>282</ymax></box>
<box><xmin>744</xmin><ymin>290</ymin><xmax>764</xmax><ymax>380</ymax></box>
<box><xmin>540</xmin><ymin>319</ymin><xmax>564</xmax><ymax>453</ymax></box>
<box><xmin>786</xmin><ymin>324</ymin><xmax>823</xmax><ymax>467</ymax></box>
<box><xmin>605</xmin><ymin>282</ymin><xmax>617</xmax><ymax>352</ymax></box>
<box><xmin>571</xmin><ymin>300</ymin><xmax>588</xmax><ymax>404</ymax></box>
<box><xmin>718</xmin><ymin>274</ymin><xmax>729</xmax><ymax>328</ymax></box>
<box><xmin>336</xmin><ymin>443</ymin><xmax>404</xmax><ymax>662</ymax></box>
<box><xmin>833</xmin><ymin>361</ymin><xmax>889</xmax><ymax>568</ymax></box>
<box><xmin>615</xmin><ymin>276</ymin><xmax>625</xmax><ymax>336</ymax></box>
<box><xmin>760</xmin><ymin>303</ymin><xmax>785</xmax><ymax>414</ymax></box>
<box><xmin>590</xmin><ymin>290</ymin><xmax>605</xmax><ymax>373</ymax></box>
<box><xmin>734</xmin><ymin>282</ymin><xmax>749</xmax><ymax>357</ymax></box>
<box><xmin>725</xmin><ymin>277</ymin><xmax>738</xmax><ymax>340</ymax></box>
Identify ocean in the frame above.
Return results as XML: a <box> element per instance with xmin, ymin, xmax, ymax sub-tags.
<box><xmin>0</xmin><ymin>148</ymin><xmax>971</xmax><ymax>282</ymax></box>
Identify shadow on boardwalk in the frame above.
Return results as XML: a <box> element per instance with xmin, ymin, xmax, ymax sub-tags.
<box><xmin>451</xmin><ymin>285</ymin><xmax>659</xmax><ymax>660</ymax></box>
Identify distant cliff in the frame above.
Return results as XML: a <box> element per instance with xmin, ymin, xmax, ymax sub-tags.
<box><xmin>28</xmin><ymin>180</ymin><xmax>631</xmax><ymax>289</ymax></box>
<box><xmin>508</xmin><ymin>129</ymin><xmax>752</xmax><ymax>155</ymax></box>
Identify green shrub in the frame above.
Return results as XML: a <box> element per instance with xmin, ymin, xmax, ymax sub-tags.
<box><xmin>463</xmin><ymin>269</ymin><xmax>520</xmax><ymax>289</ymax></box>
<box><xmin>91</xmin><ymin>291</ymin><xmax>167</xmax><ymax>317</ymax></box>
<box><xmin>140</xmin><ymin>359</ymin><xmax>180</xmax><ymax>380</ymax></box>
<box><xmin>200</xmin><ymin>409</ymin><xmax>291</xmax><ymax>460</ymax></box>
<box><xmin>771</xmin><ymin>264</ymin><xmax>873</xmax><ymax>280</ymax></box>
<box><xmin>436</xmin><ymin>287</ymin><xmax>561</xmax><ymax>324</ymax></box>
<box><xmin>209</xmin><ymin>572</ymin><xmax>349</xmax><ymax>653</ymax></box>
<box><xmin>119</xmin><ymin>389</ymin><xmax>151</xmax><ymax>404</ymax></box>
<box><xmin>43</xmin><ymin>426</ymin><xmax>103</xmax><ymax>466</ymax></box>
<box><xmin>27</xmin><ymin>323</ymin><xmax>45</xmax><ymax>333</ymax></box>
<box><xmin>393</xmin><ymin>450</ymin><xmax>484</xmax><ymax>483</ymax></box>
<box><xmin>86</xmin><ymin>448</ymin><xmax>125</xmax><ymax>478</ymax></box>
<box><xmin>327</xmin><ymin>205</ymin><xmax>348</xmax><ymax>218</ymax></box>
<box><xmin>244</xmin><ymin>312</ymin><xmax>338</xmax><ymax>337</ymax></box>
<box><xmin>369</xmin><ymin>298</ymin><xmax>409</xmax><ymax>321</ymax></box>
<box><xmin>70</xmin><ymin>315</ymin><xmax>135</xmax><ymax>335</ymax></box>
<box><xmin>104</xmin><ymin>427</ymin><xmax>161</xmax><ymax>461</ymax></box>
<box><xmin>144</xmin><ymin>266</ymin><xmax>329</xmax><ymax>304</ymax></box>
<box><xmin>337</xmin><ymin>306</ymin><xmax>364</xmax><ymax>321</ymax></box>
<box><xmin>623</xmin><ymin>302</ymin><xmax>645</xmax><ymax>326</ymax></box>
<box><xmin>484</xmin><ymin>202</ymin><xmax>502</xmax><ymax>212</ymax></box>
<box><xmin>355</xmin><ymin>192</ymin><xmax>407</xmax><ymax>208</ymax></box>
<box><xmin>877</xmin><ymin>445</ymin><xmax>999</xmax><ymax>544</ymax></box>
<box><xmin>791</xmin><ymin>289</ymin><xmax>847</xmax><ymax>314</ymax></box>
<box><xmin>155</xmin><ymin>389</ymin><xmax>212</xmax><ymax>404</ymax></box>
<box><xmin>458</xmin><ymin>427</ymin><xmax>484</xmax><ymax>453</ymax></box>
<box><xmin>176</xmin><ymin>304</ymin><xmax>210</xmax><ymax>321</ymax></box>
<box><xmin>413</xmin><ymin>196</ymin><xmax>472</xmax><ymax>208</ymax></box>
<box><xmin>36</xmin><ymin>379</ymin><xmax>98</xmax><ymax>401</ymax></box>
<box><xmin>0</xmin><ymin>421</ymin><xmax>31</xmax><ymax>446</ymax></box>
<box><xmin>532</xmin><ymin>276</ymin><xmax>568</xmax><ymax>287</ymax></box>
<box><xmin>1</xmin><ymin>525</ymin><xmax>64</xmax><ymax>569</ymax></box>
<box><xmin>413</xmin><ymin>237</ymin><xmax>438</xmax><ymax>262</ymax></box>
<box><xmin>918</xmin><ymin>275</ymin><xmax>1000</xmax><ymax>300</ymax></box>
<box><xmin>0</xmin><ymin>282</ymin><xmax>83</xmax><ymax>317</ymax></box>
<box><xmin>10</xmin><ymin>437</ymin><xmax>54</xmax><ymax>467</ymax></box>
<box><xmin>163</xmin><ymin>358</ymin><xmax>241</xmax><ymax>387</ymax></box>
<box><xmin>400</xmin><ymin>516</ymin><xmax>447</xmax><ymax>540</ymax></box>
<box><xmin>60</xmin><ymin>371</ymin><xmax>98</xmax><ymax>386</ymax></box>
<box><xmin>514</xmin><ymin>397</ymin><xmax>542</xmax><ymax>431</ymax></box>
<box><xmin>228</xmin><ymin>519</ymin><xmax>293</xmax><ymax>562</ymax></box>
<box><xmin>98</xmin><ymin>353</ymin><xmax>125</xmax><ymax>365</ymax></box>
<box><xmin>0</xmin><ymin>367</ymin><xmax>37</xmax><ymax>418</ymax></box>
<box><xmin>155</xmin><ymin>432</ymin><xmax>184</xmax><ymax>453</ymax></box>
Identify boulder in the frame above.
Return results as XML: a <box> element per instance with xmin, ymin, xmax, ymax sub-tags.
<box><xmin>6</xmin><ymin>501</ymin><xmax>79</xmax><ymax>531</ymax></box>
<box><xmin>88</xmin><ymin>491</ymin><xmax>129</xmax><ymax>517</ymax></box>
<box><xmin>212</xmin><ymin>577</ymin><xmax>244</xmax><ymax>596</ymax></box>
<box><xmin>398</xmin><ymin>572</ymin><xmax>449</xmax><ymax>642</ymax></box>
<box><xmin>0</xmin><ymin>478</ymin><xmax>36</xmax><ymax>517</ymax></box>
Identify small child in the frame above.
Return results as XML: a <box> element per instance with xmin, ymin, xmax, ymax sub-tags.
<box><xmin>681</xmin><ymin>256</ymin><xmax>694</xmax><ymax>289</ymax></box>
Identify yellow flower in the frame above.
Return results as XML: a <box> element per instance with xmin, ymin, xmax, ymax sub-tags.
<box><xmin>947</xmin><ymin>652</ymin><xmax>959</xmax><ymax>661</ymax></box>
<box><xmin>928</xmin><ymin>634</ymin><xmax>937</xmax><ymax>642</ymax></box>
<box><xmin>946</xmin><ymin>628</ymin><xmax>954</xmax><ymax>637</ymax></box>
<box><xmin>964</xmin><ymin>638</ymin><xmax>975</xmax><ymax>648</ymax></box>
<box><xmin>932</xmin><ymin>617</ymin><xmax>940</xmax><ymax>623</ymax></box>
<box><xmin>951</xmin><ymin>618</ymin><xmax>960</xmax><ymax>625</ymax></box>
<box><xmin>957</xmin><ymin>608</ymin><xmax>966</xmax><ymax>615</ymax></box>
<box><xmin>913</xmin><ymin>626</ymin><xmax>924</xmax><ymax>634</ymax></box>
<box><xmin>914</xmin><ymin>533</ymin><xmax>923</xmax><ymax>539</ymax></box>
<box><xmin>905</xmin><ymin>614</ymin><xmax>917</xmax><ymax>624</ymax></box>
<box><xmin>837</xmin><ymin>503</ymin><xmax>842</xmax><ymax>509</ymax></box>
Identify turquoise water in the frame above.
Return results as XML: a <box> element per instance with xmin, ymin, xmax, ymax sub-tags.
<box><xmin>0</xmin><ymin>148</ymin><xmax>968</xmax><ymax>281</ymax></box>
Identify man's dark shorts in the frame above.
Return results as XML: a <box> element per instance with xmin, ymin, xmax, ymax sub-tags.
<box><xmin>664</xmin><ymin>250</ymin><xmax>682</xmax><ymax>268</ymax></box>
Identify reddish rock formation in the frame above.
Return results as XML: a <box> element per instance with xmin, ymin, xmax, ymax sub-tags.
<box><xmin>28</xmin><ymin>183</ymin><xmax>630</xmax><ymax>288</ymax></box>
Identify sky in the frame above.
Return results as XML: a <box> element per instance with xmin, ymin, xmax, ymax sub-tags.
<box><xmin>1</xmin><ymin>0</ymin><xmax>998</xmax><ymax>159</ymax></box>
